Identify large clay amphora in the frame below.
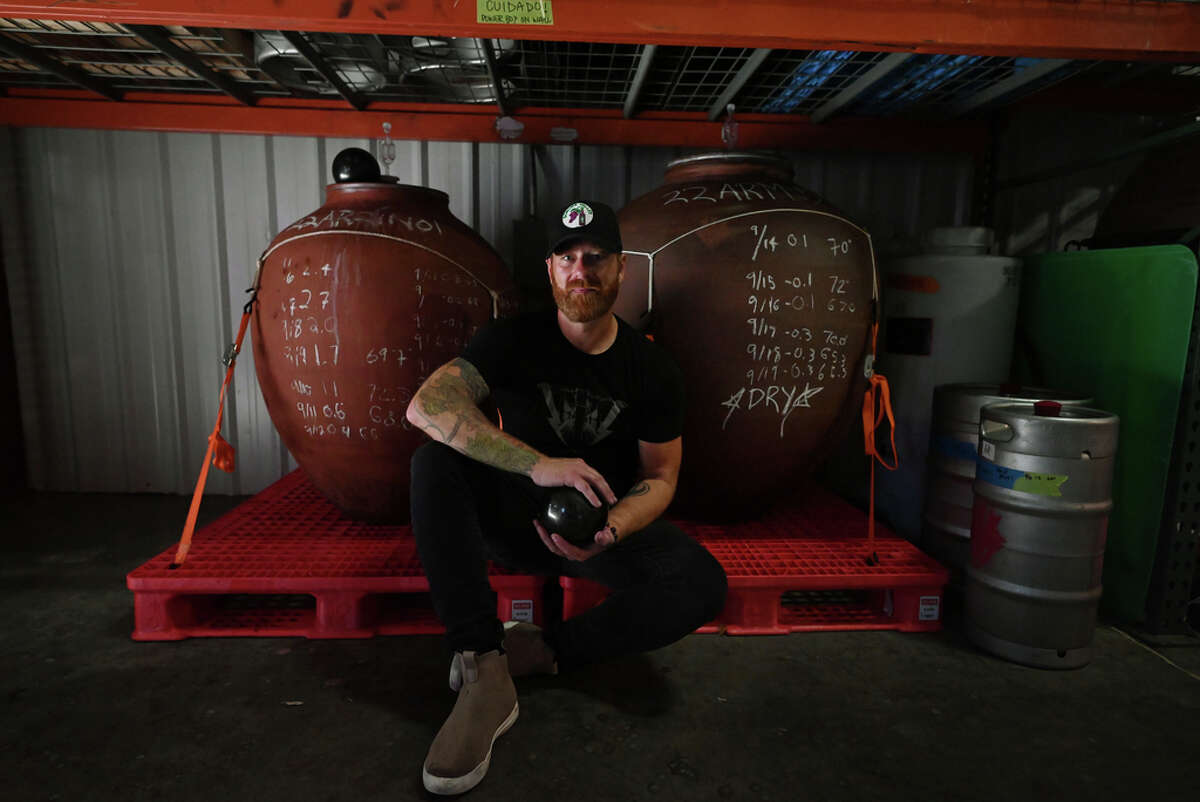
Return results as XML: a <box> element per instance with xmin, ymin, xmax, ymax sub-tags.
<box><xmin>615</xmin><ymin>153</ymin><xmax>876</xmax><ymax>518</ymax></box>
<box><xmin>253</xmin><ymin>163</ymin><xmax>516</xmax><ymax>520</ymax></box>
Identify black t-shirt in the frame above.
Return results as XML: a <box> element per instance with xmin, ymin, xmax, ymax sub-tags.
<box><xmin>461</xmin><ymin>311</ymin><xmax>685</xmax><ymax>497</ymax></box>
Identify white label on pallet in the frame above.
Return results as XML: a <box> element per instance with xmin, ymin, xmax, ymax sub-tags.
<box><xmin>919</xmin><ymin>595</ymin><xmax>941</xmax><ymax>621</ymax></box>
<box><xmin>980</xmin><ymin>440</ymin><xmax>996</xmax><ymax>461</ymax></box>
<box><xmin>510</xmin><ymin>599</ymin><xmax>534</xmax><ymax>623</ymax></box>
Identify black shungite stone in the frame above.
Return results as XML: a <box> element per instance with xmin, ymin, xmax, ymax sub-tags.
<box><xmin>541</xmin><ymin>488</ymin><xmax>609</xmax><ymax>546</ymax></box>
<box><xmin>332</xmin><ymin>147</ymin><xmax>381</xmax><ymax>183</ymax></box>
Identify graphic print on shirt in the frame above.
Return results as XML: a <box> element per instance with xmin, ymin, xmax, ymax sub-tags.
<box><xmin>539</xmin><ymin>383</ymin><xmax>628</xmax><ymax>447</ymax></box>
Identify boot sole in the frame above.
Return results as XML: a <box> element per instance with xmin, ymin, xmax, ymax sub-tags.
<box><xmin>421</xmin><ymin>701</ymin><xmax>519</xmax><ymax>796</ymax></box>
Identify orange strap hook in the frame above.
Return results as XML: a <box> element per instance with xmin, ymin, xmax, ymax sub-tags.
<box><xmin>861</xmin><ymin>322</ymin><xmax>899</xmax><ymax>558</ymax></box>
<box><xmin>171</xmin><ymin>265</ymin><xmax>262</xmax><ymax>568</ymax></box>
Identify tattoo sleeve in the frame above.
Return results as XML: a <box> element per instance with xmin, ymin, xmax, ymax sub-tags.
<box><xmin>465</xmin><ymin>431</ymin><xmax>538</xmax><ymax>474</ymax></box>
<box><xmin>409</xmin><ymin>358</ymin><xmax>542</xmax><ymax>476</ymax></box>
<box><xmin>451</xmin><ymin>358</ymin><xmax>490</xmax><ymax>404</ymax></box>
<box><xmin>418</xmin><ymin>361</ymin><xmax>482</xmax><ymax>417</ymax></box>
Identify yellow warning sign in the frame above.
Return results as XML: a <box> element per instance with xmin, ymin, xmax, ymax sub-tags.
<box><xmin>477</xmin><ymin>0</ymin><xmax>554</xmax><ymax>25</ymax></box>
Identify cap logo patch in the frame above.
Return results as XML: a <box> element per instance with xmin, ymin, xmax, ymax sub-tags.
<box><xmin>562</xmin><ymin>202</ymin><xmax>593</xmax><ymax>229</ymax></box>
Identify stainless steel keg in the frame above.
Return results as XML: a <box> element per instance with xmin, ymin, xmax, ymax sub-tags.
<box><xmin>923</xmin><ymin>384</ymin><xmax>1092</xmax><ymax>583</ymax></box>
<box><xmin>965</xmin><ymin>401</ymin><xmax>1119</xmax><ymax>669</ymax></box>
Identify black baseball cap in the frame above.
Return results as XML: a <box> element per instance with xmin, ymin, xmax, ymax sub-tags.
<box><xmin>546</xmin><ymin>200</ymin><xmax>623</xmax><ymax>258</ymax></box>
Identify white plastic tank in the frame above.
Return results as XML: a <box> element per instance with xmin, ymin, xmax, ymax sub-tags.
<box><xmin>875</xmin><ymin>227</ymin><xmax>1021</xmax><ymax>542</ymax></box>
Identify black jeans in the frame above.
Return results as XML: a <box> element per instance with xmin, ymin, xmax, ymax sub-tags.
<box><xmin>409</xmin><ymin>442</ymin><xmax>727</xmax><ymax>670</ymax></box>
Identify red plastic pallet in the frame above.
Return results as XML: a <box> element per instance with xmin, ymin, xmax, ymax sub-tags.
<box><xmin>559</xmin><ymin>577</ymin><xmax>724</xmax><ymax>633</ymax></box>
<box><xmin>126</xmin><ymin>471</ymin><xmax>545</xmax><ymax>641</ymax></box>
<box><xmin>561</xmin><ymin>487</ymin><xmax>948</xmax><ymax>635</ymax></box>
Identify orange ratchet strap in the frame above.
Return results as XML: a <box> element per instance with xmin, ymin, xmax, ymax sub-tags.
<box><xmin>171</xmin><ymin>268</ymin><xmax>262</xmax><ymax>568</ymax></box>
<box><xmin>861</xmin><ymin>321</ymin><xmax>899</xmax><ymax>557</ymax></box>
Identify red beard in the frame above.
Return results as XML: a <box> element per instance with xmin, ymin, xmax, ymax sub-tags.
<box><xmin>552</xmin><ymin>278</ymin><xmax>619</xmax><ymax>323</ymax></box>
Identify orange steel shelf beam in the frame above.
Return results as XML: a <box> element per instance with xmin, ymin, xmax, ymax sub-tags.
<box><xmin>0</xmin><ymin>0</ymin><xmax>1198</xmax><ymax>60</ymax></box>
<box><xmin>0</xmin><ymin>92</ymin><xmax>988</xmax><ymax>154</ymax></box>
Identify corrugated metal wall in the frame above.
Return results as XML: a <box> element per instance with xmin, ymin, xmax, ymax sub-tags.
<box><xmin>1</xmin><ymin>126</ymin><xmax>972</xmax><ymax>495</ymax></box>
<box><xmin>992</xmin><ymin>108</ymin><xmax>1155</xmax><ymax>255</ymax></box>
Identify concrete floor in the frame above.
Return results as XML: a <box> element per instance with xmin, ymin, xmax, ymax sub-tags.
<box><xmin>2</xmin><ymin>490</ymin><xmax>1198</xmax><ymax>802</ymax></box>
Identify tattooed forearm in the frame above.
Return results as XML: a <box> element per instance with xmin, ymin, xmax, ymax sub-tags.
<box><xmin>444</xmin><ymin>415</ymin><xmax>468</xmax><ymax>443</ymax></box>
<box><xmin>623</xmin><ymin>481</ymin><xmax>651</xmax><ymax>498</ymax></box>
<box><xmin>465</xmin><ymin>432</ymin><xmax>539</xmax><ymax>475</ymax></box>
<box><xmin>417</xmin><ymin>360</ymin><xmax>487</xmax><ymax>418</ymax></box>
<box><xmin>408</xmin><ymin>358</ymin><xmax>545</xmax><ymax>476</ymax></box>
<box><xmin>605</xmin><ymin>478</ymin><xmax>675</xmax><ymax>548</ymax></box>
<box><xmin>451</xmin><ymin>358</ymin><xmax>490</xmax><ymax>403</ymax></box>
<box><xmin>409</xmin><ymin>364</ymin><xmax>482</xmax><ymax>445</ymax></box>
<box><xmin>413</xmin><ymin>413</ymin><xmax>449</xmax><ymax>441</ymax></box>
<box><xmin>418</xmin><ymin>376</ymin><xmax>466</xmax><ymax>417</ymax></box>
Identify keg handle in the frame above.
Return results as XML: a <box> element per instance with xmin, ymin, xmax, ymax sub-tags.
<box><xmin>980</xmin><ymin>419</ymin><xmax>1015</xmax><ymax>442</ymax></box>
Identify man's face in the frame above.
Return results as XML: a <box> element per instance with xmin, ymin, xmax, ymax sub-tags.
<box><xmin>546</xmin><ymin>241</ymin><xmax>625</xmax><ymax>323</ymax></box>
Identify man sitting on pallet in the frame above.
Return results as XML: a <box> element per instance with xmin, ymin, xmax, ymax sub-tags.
<box><xmin>406</xmin><ymin>199</ymin><xmax>727</xmax><ymax>796</ymax></box>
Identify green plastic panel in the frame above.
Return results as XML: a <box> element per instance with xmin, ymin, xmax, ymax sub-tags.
<box><xmin>1012</xmin><ymin>245</ymin><xmax>1198</xmax><ymax>622</ymax></box>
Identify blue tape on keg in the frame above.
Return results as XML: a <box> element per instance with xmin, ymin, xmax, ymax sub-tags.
<box><xmin>933</xmin><ymin>435</ymin><xmax>978</xmax><ymax>461</ymax></box>
<box><xmin>976</xmin><ymin>459</ymin><xmax>1069</xmax><ymax>497</ymax></box>
<box><xmin>976</xmin><ymin>459</ymin><xmax>1021</xmax><ymax>489</ymax></box>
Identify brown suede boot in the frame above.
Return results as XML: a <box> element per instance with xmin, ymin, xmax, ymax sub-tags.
<box><xmin>422</xmin><ymin>650</ymin><xmax>518</xmax><ymax>796</ymax></box>
<box><xmin>448</xmin><ymin>623</ymin><xmax>557</xmax><ymax>692</ymax></box>
<box><xmin>501</xmin><ymin>621</ymin><xmax>559</xmax><ymax>679</ymax></box>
